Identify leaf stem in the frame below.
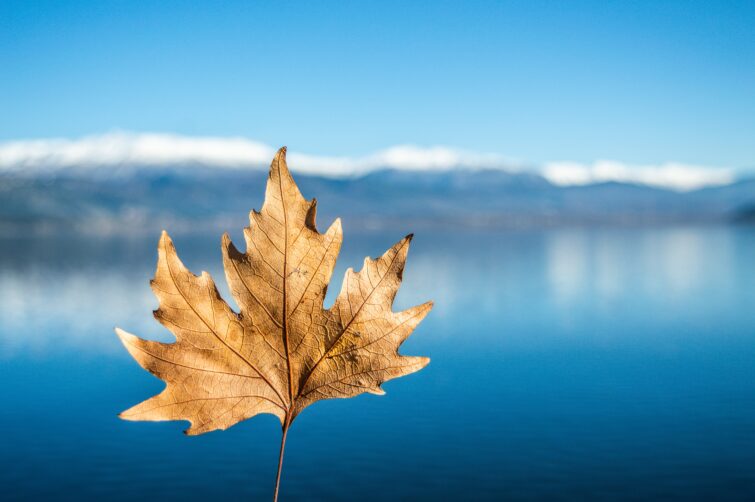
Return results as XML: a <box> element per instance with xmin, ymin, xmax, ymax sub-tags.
<box><xmin>273</xmin><ymin>414</ymin><xmax>291</xmax><ymax>502</ymax></box>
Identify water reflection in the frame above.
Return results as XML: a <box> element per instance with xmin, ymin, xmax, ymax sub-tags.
<box><xmin>546</xmin><ymin>230</ymin><xmax>589</xmax><ymax>307</ymax></box>
<box><xmin>1</xmin><ymin>227</ymin><xmax>752</xmax><ymax>355</ymax></box>
<box><xmin>1</xmin><ymin>226</ymin><xmax>754</xmax><ymax>499</ymax></box>
<box><xmin>0</xmin><ymin>269</ymin><xmax>152</xmax><ymax>355</ymax></box>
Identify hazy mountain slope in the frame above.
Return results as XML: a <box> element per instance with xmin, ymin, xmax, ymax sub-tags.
<box><xmin>0</xmin><ymin>167</ymin><xmax>752</xmax><ymax>236</ymax></box>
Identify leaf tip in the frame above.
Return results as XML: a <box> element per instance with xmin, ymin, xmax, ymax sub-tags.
<box><xmin>158</xmin><ymin>230</ymin><xmax>173</xmax><ymax>249</ymax></box>
<box><xmin>114</xmin><ymin>326</ymin><xmax>131</xmax><ymax>342</ymax></box>
<box><xmin>406</xmin><ymin>233</ymin><xmax>414</xmax><ymax>242</ymax></box>
<box><xmin>326</xmin><ymin>217</ymin><xmax>343</xmax><ymax>237</ymax></box>
<box><xmin>118</xmin><ymin>407</ymin><xmax>137</xmax><ymax>421</ymax></box>
<box><xmin>184</xmin><ymin>424</ymin><xmax>204</xmax><ymax>436</ymax></box>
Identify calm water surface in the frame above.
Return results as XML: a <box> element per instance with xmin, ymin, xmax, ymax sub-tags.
<box><xmin>1</xmin><ymin>226</ymin><xmax>754</xmax><ymax>500</ymax></box>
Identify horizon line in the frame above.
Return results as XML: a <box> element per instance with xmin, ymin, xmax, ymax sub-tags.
<box><xmin>0</xmin><ymin>131</ymin><xmax>742</xmax><ymax>191</ymax></box>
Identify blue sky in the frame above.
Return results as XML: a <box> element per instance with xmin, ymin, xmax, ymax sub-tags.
<box><xmin>2</xmin><ymin>0</ymin><xmax>754</xmax><ymax>168</ymax></box>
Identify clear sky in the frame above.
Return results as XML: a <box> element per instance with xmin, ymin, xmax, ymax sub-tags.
<box><xmin>2</xmin><ymin>0</ymin><xmax>754</xmax><ymax>168</ymax></box>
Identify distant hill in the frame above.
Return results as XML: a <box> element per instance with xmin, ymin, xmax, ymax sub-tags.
<box><xmin>0</xmin><ymin>166</ymin><xmax>753</xmax><ymax>236</ymax></box>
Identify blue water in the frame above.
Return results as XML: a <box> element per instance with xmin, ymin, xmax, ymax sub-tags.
<box><xmin>1</xmin><ymin>226</ymin><xmax>754</xmax><ymax>500</ymax></box>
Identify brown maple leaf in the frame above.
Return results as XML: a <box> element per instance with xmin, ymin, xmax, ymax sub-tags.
<box><xmin>116</xmin><ymin>147</ymin><xmax>432</xmax><ymax>500</ymax></box>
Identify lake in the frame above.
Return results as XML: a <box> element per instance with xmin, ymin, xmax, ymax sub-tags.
<box><xmin>1</xmin><ymin>225</ymin><xmax>754</xmax><ymax>500</ymax></box>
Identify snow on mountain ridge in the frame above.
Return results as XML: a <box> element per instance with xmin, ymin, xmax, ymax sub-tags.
<box><xmin>0</xmin><ymin>131</ymin><xmax>738</xmax><ymax>191</ymax></box>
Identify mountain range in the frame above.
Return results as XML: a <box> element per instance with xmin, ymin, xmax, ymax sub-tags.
<box><xmin>1</xmin><ymin>165</ymin><xmax>753</xmax><ymax>236</ymax></box>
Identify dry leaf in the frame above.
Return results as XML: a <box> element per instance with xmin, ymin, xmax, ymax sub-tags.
<box><xmin>116</xmin><ymin>147</ymin><xmax>432</xmax><ymax>499</ymax></box>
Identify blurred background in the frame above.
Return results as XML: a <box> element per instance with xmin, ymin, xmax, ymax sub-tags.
<box><xmin>1</xmin><ymin>1</ymin><xmax>754</xmax><ymax>500</ymax></box>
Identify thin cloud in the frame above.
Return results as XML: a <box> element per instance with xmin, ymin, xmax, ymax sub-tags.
<box><xmin>0</xmin><ymin>132</ymin><xmax>275</xmax><ymax>173</ymax></box>
<box><xmin>0</xmin><ymin>132</ymin><xmax>513</xmax><ymax>177</ymax></box>
<box><xmin>543</xmin><ymin>160</ymin><xmax>734</xmax><ymax>191</ymax></box>
<box><xmin>0</xmin><ymin>132</ymin><xmax>737</xmax><ymax>190</ymax></box>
